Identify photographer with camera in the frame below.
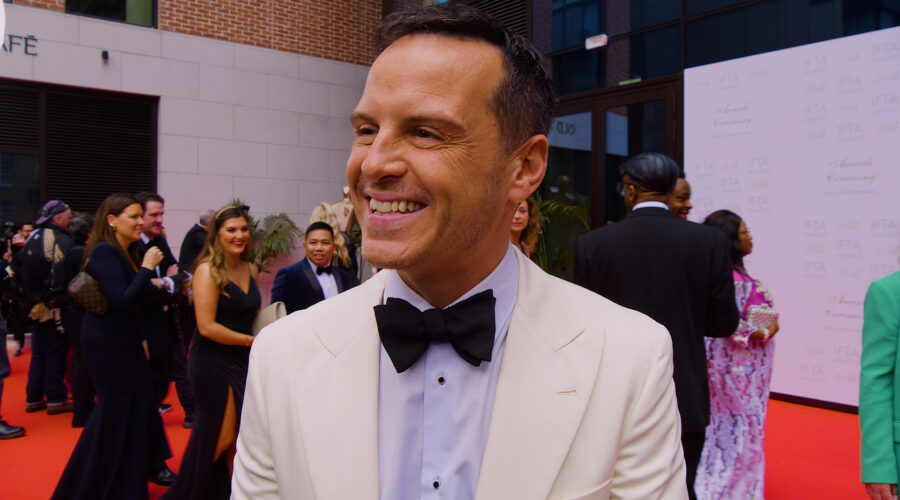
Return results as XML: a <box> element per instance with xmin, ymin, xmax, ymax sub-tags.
<box><xmin>20</xmin><ymin>200</ymin><xmax>73</xmax><ymax>415</ymax></box>
<box><xmin>2</xmin><ymin>221</ymin><xmax>32</xmax><ymax>356</ymax></box>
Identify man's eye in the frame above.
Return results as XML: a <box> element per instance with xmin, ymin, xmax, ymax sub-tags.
<box><xmin>415</xmin><ymin>128</ymin><xmax>437</xmax><ymax>139</ymax></box>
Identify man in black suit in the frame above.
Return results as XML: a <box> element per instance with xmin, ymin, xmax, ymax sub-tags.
<box><xmin>271</xmin><ymin>221</ymin><xmax>353</xmax><ymax>314</ymax></box>
<box><xmin>178</xmin><ymin>209</ymin><xmax>214</xmax><ymax>274</ymax></box>
<box><xmin>573</xmin><ymin>152</ymin><xmax>739</xmax><ymax>500</ymax></box>
<box><xmin>135</xmin><ymin>192</ymin><xmax>196</xmax><ymax>427</ymax></box>
<box><xmin>176</xmin><ymin>209</ymin><xmax>214</xmax><ymax>354</ymax></box>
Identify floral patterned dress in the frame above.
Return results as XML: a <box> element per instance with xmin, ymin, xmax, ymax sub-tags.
<box><xmin>695</xmin><ymin>269</ymin><xmax>776</xmax><ymax>500</ymax></box>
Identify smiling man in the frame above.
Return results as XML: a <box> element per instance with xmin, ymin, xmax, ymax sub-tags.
<box><xmin>234</xmin><ymin>5</ymin><xmax>686</xmax><ymax>499</ymax></box>
<box><xmin>271</xmin><ymin>221</ymin><xmax>353</xmax><ymax>314</ymax></box>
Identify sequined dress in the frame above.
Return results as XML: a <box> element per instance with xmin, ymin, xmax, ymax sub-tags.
<box><xmin>695</xmin><ymin>269</ymin><xmax>775</xmax><ymax>500</ymax></box>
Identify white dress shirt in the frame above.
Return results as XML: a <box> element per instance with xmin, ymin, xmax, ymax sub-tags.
<box><xmin>308</xmin><ymin>257</ymin><xmax>339</xmax><ymax>299</ymax></box>
<box><xmin>633</xmin><ymin>200</ymin><xmax>670</xmax><ymax>211</ymax></box>
<box><xmin>377</xmin><ymin>244</ymin><xmax>519</xmax><ymax>500</ymax></box>
<box><xmin>140</xmin><ymin>233</ymin><xmax>174</xmax><ymax>293</ymax></box>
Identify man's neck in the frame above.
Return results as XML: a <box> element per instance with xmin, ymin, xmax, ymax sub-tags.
<box><xmin>397</xmin><ymin>241</ymin><xmax>509</xmax><ymax>309</ymax></box>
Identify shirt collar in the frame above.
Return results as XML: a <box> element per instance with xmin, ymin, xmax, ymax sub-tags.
<box><xmin>306</xmin><ymin>257</ymin><xmax>330</xmax><ymax>271</ymax></box>
<box><xmin>633</xmin><ymin>200</ymin><xmax>670</xmax><ymax>211</ymax></box>
<box><xmin>140</xmin><ymin>233</ymin><xmax>151</xmax><ymax>244</ymax></box>
<box><xmin>382</xmin><ymin>244</ymin><xmax>519</xmax><ymax>341</ymax></box>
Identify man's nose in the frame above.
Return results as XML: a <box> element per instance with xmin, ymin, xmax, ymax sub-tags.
<box><xmin>360</xmin><ymin>130</ymin><xmax>407</xmax><ymax>181</ymax></box>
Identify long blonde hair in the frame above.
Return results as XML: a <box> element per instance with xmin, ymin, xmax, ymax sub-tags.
<box><xmin>188</xmin><ymin>205</ymin><xmax>252</xmax><ymax>300</ymax></box>
<box><xmin>309</xmin><ymin>202</ymin><xmax>350</xmax><ymax>267</ymax></box>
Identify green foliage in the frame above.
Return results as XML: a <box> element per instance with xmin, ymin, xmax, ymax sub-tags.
<box><xmin>227</xmin><ymin>198</ymin><xmax>302</xmax><ymax>273</ymax></box>
<box><xmin>529</xmin><ymin>193</ymin><xmax>591</xmax><ymax>281</ymax></box>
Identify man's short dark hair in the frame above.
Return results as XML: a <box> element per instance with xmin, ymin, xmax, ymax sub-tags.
<box><xmin>305</xmin><ymin>221</ymin><xmax>334</xmax><ymax>239</ymax></box>
<box><xmin>135</xmin><ymin>192</ymin><xmax>165</xmax><ymax>210</ymax></box>
<box><xmin>376</xmin><ymin>4</ymin><xmax>554</xmax><ymax>152</ymax></box>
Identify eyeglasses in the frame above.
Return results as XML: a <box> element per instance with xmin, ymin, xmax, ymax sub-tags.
<box><xmin>616</xmin><ymin>181</ymin><xmax>638</xmax><ymax>198</ymax></box>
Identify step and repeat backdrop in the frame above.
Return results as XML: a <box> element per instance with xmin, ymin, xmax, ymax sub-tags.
<box><xmin>684</xmin><ymin>26</ymin><xmax>900</xmax><ymax>407</ymax></box>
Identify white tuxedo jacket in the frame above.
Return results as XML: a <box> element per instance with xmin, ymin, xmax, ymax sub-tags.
<box><xmin>232</xmin><ymin>252</ymin><xmax>687</xmax><ymax>499</ymax></box>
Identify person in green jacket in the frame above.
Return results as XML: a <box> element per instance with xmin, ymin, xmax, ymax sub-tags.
<box><xmin>860</xmin><ymin>270</ymin><xmax>900</xmax><ymax>500</ymax></box>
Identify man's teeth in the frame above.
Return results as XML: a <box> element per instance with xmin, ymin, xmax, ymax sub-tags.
<box><xmin>369</xmin><ymin>198</ymin><xmax>424</xmax><ymax>214</ymax></box>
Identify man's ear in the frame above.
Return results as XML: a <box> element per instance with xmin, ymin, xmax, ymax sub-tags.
<box><xmin>508</xmin><ymin>134</ymin><xmax>549</xmax><ymax>202</ymax></box>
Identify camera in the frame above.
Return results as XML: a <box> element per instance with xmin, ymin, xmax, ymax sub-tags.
<box><xmin>0</xmin><ymin>220</ymin><xmax>16</xmax><ymax>250</ymax></box>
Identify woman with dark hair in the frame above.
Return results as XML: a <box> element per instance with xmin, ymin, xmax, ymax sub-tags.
<box><xmin>163</xmin><ymin>205</ymin><xmax>260</xmax><ymax>499</ymax></box>
<box><xmin>510</xmin><ymin>197</ymin><xmax>541</xmax><ymax>257</ymax></box>
<box><xmin>695</xmin><ymin>209</ymin><xmax>780</xmax><ymax>500</ymax></box>
<box><xmin>53</xmin><ymin>193</ymin><xmax>174</xmax><ymax>500</ymax></box>
<box><xmin>61</xmin><ymin>211</ymin><xmax>95</xmax><ymax>428</ymax></box>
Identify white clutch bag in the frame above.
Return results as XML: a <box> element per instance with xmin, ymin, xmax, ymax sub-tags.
<box><xmin>748</xmin><ymin>305</ymin><xmax>777</xmax><ymax>330</ymax></box>
<box><xmin>252</xmin><ymin>301</ymin><xmax>286</xmax><ymax>336</ymax></box>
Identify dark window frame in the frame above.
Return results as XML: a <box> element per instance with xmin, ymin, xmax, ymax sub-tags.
<box><xmin>65</xmin><ymin>0</ymin><xmax>158</xmax><ymax>29</ymax></box>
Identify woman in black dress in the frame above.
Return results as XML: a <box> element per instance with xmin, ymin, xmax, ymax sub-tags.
<box><xmin>163</xmin><ymin>205</ymin><xmax>260</xmax><ymax>499</ymax></box>
<box><xmin>52</xmin><ymin>193</ymin><xmax>174</xmax><ymax>500</ymax></box>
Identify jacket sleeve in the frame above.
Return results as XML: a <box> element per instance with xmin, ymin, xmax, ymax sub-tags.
<box><xmin>704</xmin><ymin>231</ymin><xmax>740</xmax><ymax>338</ymax></box>
<box><xmin>859</xmin><ymin>277</ymin><xmax>900</xmax><ymax>484</ymax></box>
<box><xmin>271</xmin><ymin>268</ymin><xmax>292</xmax><ymax>310</ymax></box>
<box><xmin>611</xmin><ymin>322</ymin><xmax>688</xmax><ymax>499</ymax></box>
<box><xmin>87</xmin><ymin>243</ymin><xmax>154</xmax><ymax>311</ymax></box>
<box><xmin>232</xmin><ymin>334</ymin><xmax>281</xmax><ymax>499</ymax></box>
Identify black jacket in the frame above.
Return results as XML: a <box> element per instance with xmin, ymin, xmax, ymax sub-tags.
<box><xmin>137</xmin><ymin>235</ymin><xmax>187</xmax><ymax>357</ymax></box>
<box><xmin>20</xmin><ymin>223</ymin><xmax>73</xmax><ymax>307</ymax></box>
<box><xmin>178</xmin><ymin>224</ymin><xmax>207</xmax><ymax>274</ymax></box>
<box><xmin>271</xmin><ymin>259</ymin><xmax>353</xmax><ymax>315</ymax></box>
<box><xmin>573</xmin><ymin>207</ymin><xmax>739</xmax><ymax>432</ymax></box>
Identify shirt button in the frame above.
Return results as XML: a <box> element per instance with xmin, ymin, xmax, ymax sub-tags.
<box><xmin>433</xmin><ymin>481</ymin><xmax>440</xmax><ymax>490</ymax></box>
<box><xmin>437</xmin><ymin>376</ymin><xmax>446</xmax><ymax>385</ymax></box>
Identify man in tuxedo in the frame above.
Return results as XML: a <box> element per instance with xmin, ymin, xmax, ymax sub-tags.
<box><xmin>573</xmin><ymin>153</ymin><xmax>739</xmax><ymax>499</ymax></box>
<box><xmin>233</xmin><ymin>5</ymin><xmax>686</xmax><ymax>499</ymax></box>
<box><xmin>135</xmin><ymin>192</ymin><xmax>195</xmax><ymax>426</ymax></box>
<box><xmin>270</xmin><ymin>221</ymin><xmax>352</xmax><ymax>314</ymax></box>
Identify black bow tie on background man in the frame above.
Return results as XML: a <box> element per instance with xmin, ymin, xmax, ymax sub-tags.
<box><xmin>315</xmin><ymin>265</ymin><xmax>332</xmax><ymax>275</ymax></box>
<box><xmin>374</xmin><ymin>289</ymin><xmax>496</xmax><ymax>373</ymax></box>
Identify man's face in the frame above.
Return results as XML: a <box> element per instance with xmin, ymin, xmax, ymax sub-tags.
<box><xmin>19</xmin><ymin>224</ymin><xmax>32</xmax><ymax>237</ymax></box>
<box><xmin>53</xmin><ymin>209</ymin><xmax>72</xmax><ymax>229</ymax></box>
<box><xmin>668</xmin><ymin>178</ymin><xmax>693</xmax><ymax>220</ymax></box>
<box><xmin>347</xmin><ymin>34</ymin><xmax>513</xmax><ymax>278</ymax></box>
<box><xmin>303</xmin><ymin>229</ymin><xmax>335</xmax><ymax>268</ymax></box>
<box><xmin>142</xmin><ymin>200</ymin><xmax>164</xmax><ymax>237</ymax></box>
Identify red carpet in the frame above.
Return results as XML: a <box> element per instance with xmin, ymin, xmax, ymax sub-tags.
<box><xmin>0</xmin><ymin>348</ymin><xmax>871</xmax><ymax>498</ymax></box>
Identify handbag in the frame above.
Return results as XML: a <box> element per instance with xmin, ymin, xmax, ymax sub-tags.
<box><xmin>748</xmin><ymin>304</ymin><xmax>777</xmax><ymax>330</ymax></box>
<box><xmin>252</xmin><ymin>301</ymin><xmax>286</xmax><ymax>336</ymax></box>
<box><xmin>67</xmin><ymin>271</ymin><xmax>110</xmax><ymax>315</ymax></box>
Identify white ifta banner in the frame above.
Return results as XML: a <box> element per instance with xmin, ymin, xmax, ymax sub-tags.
<box><xmin>685</xmin><ymin>26</ymin><xmax>900</xmax><ymax>407</ymax></box>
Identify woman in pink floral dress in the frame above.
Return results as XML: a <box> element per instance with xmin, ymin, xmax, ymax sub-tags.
<box><xmin>696</xmin><ymin>210</ymin><xmax>780</xmax><ymax>500</ymax></box>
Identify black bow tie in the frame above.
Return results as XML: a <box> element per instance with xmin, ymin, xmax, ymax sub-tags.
<box><xmin>316</xmin><ymin>266</ymin><xmax>332</xmax><ymax>275</ymax></box>
<box><xmin>374</xmin><ymin>289</ymin><xmax>496</xmax><ymax>373</ymax></box>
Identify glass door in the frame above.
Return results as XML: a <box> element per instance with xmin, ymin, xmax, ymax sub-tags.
<box><xmin>537</xmin><ymin>76</ymin><xmax>680</xmax><ymax>280</ymax></box>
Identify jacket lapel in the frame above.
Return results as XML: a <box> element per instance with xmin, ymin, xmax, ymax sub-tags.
<box><xmin>291</xmin><ymin>273</ymin><xmax>386</xmax><ymax>498</ymax></box>
<box><xmin>476</xmin><ymin>253</ymin><xmax>603</xmax><ymax>499</ymax></box>
<box><xmin>300</xmin><ymin>259</ymin><xmax>326</xmax><ymax>301</ymax></box>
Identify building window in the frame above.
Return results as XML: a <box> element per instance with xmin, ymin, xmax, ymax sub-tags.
<box><xmin>66</xmin><ymin>0</ymin><xmax>156</xmax><ymax>28</ymax></box>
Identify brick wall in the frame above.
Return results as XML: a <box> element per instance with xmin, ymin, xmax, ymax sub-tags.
<box><xmin>12</xmin><ymin>0</ymin><xmax>382</xmax><ymax>65</ymax></box>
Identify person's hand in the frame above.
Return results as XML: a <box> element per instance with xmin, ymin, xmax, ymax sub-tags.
<box><xmin>166</xmin><ymin>264</ymin><xmax>178</xmax><ymax>277</ymax></box>
<box><xmin>768</xmin><ymin>314</ymin><xmax>780</xmax><ymax>338</ymax></box>
<box><xmin>141</xmin><ymin>246</ymin><xmax>164</xmax><ymax>270</ymax></box>
<box><xmin>865</xmin><ymin>483</ymin><xmax>897</xmax><ymax>500</ymax></box>
<box><xmin>150</xmin><ymin>278</ymin><xmax>166</xmax><ymax>289</ymax></box>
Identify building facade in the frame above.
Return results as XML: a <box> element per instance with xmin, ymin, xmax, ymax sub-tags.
<box><xmin>1</xmin><ymin>0</ymin><xmax>382</xmax><ymax>295</ymax></box>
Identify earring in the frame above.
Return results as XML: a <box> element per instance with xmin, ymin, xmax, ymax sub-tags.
<box><xmin>110</xmin><ymin>225</ymin><xmax>117</xmax><ymax>232</ymax></box>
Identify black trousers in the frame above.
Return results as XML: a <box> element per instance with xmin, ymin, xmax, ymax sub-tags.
<box><xmin>682</xmin><ymin>430</ymin><xmax>706</xmax><ymax>500</ymax></box>
<box><xmin>26</xmin><ymin>319</ymin><xmax>69</xmax><ymax>405</ymax></box>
